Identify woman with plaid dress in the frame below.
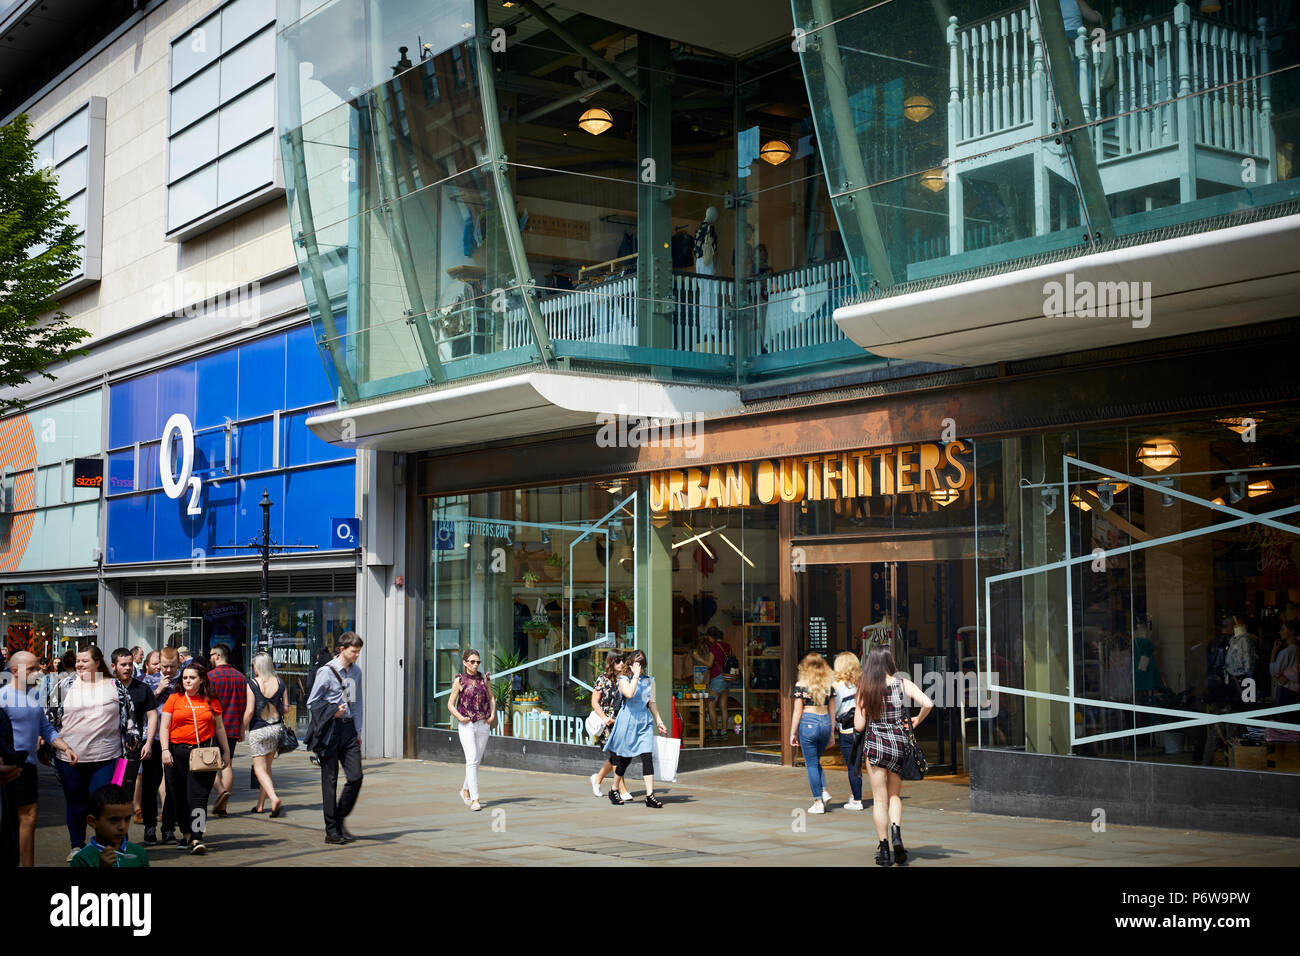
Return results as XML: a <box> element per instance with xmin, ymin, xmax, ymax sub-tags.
<box><xmin>854</xmin><ymin>644</ymin><xmax>932</xmax><ymax>867</ymax></box>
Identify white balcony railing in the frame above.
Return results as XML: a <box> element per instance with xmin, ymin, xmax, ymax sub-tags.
<box><xmin>500</xmin><ymin>260</ymin><xmax>852</xmax><ymax>360</ymax></box>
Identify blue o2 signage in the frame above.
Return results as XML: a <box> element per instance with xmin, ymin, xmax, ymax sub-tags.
<box><xmin>332</xmin><ymin>517</ymin><xmax>360</xmax><ymax>547</ymax></box>
<box><xmin>105</xmin><ymin>326</ymin><xmax>356</xmax><ymax>564</ymax></box>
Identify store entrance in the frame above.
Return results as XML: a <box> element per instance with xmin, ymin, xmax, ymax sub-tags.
<box><xmin>799</xmin><ymin>550</ymin><xmax>978</xmax><ymax>776</ymax></box>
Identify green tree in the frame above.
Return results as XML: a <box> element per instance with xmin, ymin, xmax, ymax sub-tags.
<box><xmin>0</xmin><ymin>107</ymin><xmax>90</xmax><ymax>414</ymax></box>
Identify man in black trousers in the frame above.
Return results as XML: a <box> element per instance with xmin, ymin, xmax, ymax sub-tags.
<box><xmin>306</xmin><ymin>632</ymin><xmax>364</xmax><ymax>845</ymax></box>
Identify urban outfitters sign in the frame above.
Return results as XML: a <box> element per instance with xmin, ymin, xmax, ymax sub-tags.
<box><xmin>649</xmin><ymin>440</ymin><xmax>973</xmax><ymax>512</ymax></box>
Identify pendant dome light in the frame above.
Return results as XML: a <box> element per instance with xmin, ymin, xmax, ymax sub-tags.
<box><xmin>578</xmin><ymin>107</ymin><xmax>613</xmax><ymax>135</ymax></box>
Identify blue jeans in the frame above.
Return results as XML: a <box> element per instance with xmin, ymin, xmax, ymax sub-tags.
<box><xmin>838</xmin><ymin>731</ymin><xmax>863</xmax><ymax>801</ymax></box>
<box><xmin>797</xmin><ymin>713</ymin><xmax>832</xmax><ymax>799</ymax></box>
<box><xmin>54</xmin><ymin>758</ymin><xmax>118</xmax><ymax>848</ymax></box>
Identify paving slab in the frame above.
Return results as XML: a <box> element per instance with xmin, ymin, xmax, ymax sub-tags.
<box><xmin>25</xmin><ymin>753</ymin><xmax>1300</xmax><ymax>867</ymax></box>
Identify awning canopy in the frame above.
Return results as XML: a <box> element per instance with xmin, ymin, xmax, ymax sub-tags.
<box><xmin>305</xmin><ymin>372</ymin><xmax>740</xmax><ymax>452</ymax></box>
<box><xmin>833</xmin><ymin>214</ymin><xmax>1300</xmax><ymax>366</ymax></box>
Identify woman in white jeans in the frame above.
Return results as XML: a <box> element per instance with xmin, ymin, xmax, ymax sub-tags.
<box><xmin>447</xmin><ymin>648</ymin><xmax>495</xmax><ymax>811</ymax></box>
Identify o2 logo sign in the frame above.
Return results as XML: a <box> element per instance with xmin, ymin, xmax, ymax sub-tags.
<box><xmin>160</xmin><ymin>413</ymin><xmax>203</xmax><ymax>516</ymax></box>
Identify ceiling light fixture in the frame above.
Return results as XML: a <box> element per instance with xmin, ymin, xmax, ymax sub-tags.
<box><xmin>1136</xmin><ymin>439</ymin><xmax>1180</xmax><ymax>472</ymax></box>
<box><xmin>930</xmin><ymin>488</ymin><xmax>959</xmax><ymax>507</ymax></box>
<box><xmin>1040</xmin><ymin>487</ymin><xmax>1060</xmax><ymax>515</ymax></box>
<box><xmin>1095</xmin><ymin>482</ymin><xmax>1118</xmax><ymax>512</ymax></box>
<box><xmin>1070</xmin><ymin>493</ymin><xmax>1092</xmax><ymax>512</ymax></box>
<box><xmin>1247</xmin><ymin>478</ymin><xmax>1275</xmax><ymax>498</ymax></box>
<box><xmin>903</xmin><ymin>94</ymin><xmax>934</xmax><ymax>122</ymax></box>
<box><xmin>919</xmin><ymin>167</ymin><xmax>946</xmax><ymax>192</ymax></box>
<box><xmin>578</xmin><ymin>107</ymin><xmax>613</xmax><ymax>135</ymax></box>
<box><xmin>759</xmin><ymin>140</ymin><xmax>791</xmax><ymax>165</ymax></box>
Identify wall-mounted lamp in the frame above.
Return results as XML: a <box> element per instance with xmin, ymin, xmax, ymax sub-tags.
<box><xmin>1226</xmin><ymin>473</ymin><xmax>1247</xmax><ymax>503</ymax></box>
<box><xmin>1156</xmin><ymin>478</ymin><xmax>1175</xmax><ymax>508</ymax></box>
<box><xmin>1095</xmin><ymin>482</ymin><xmax>1118</xmax><ymax>512</ymax></box>
<box><xmin>760</xmin><ymin>140</ymin><xmax>791</xmax><ymax>165</ymax></box>
<box><xmin>578</xmin><ymin>107</ymin><xmax>613</xmax><ymax>135</ymax></box>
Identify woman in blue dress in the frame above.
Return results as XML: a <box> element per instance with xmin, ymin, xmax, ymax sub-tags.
<box><xmin>603</xmin><ymin>649</ymin><xmax>668</xmax><ymax>808</ymax></box>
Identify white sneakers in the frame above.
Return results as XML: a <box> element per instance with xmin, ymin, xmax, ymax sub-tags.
<box><xmin>808</xmin><ymin>799</ymin><xmax>826</xmax><ymax>814</ymax></box>
<box><xmin>843</xmin><ymin>799</ymin><xmax>864</xmax><ymax>811</ymax></box>
<box><xmin>470</xmin><ymin>800</ymin><xmax>482</xmax><ymax>811</ymax></box>
<box><xmin>821</xmin><ymin>789</ymin><xmax>832</xmax><ymax>802</ymax></box>
<box><xmin>589</xmin><ymin>773</ymin><xmax>602</xmax><ymax>797</ymax></box>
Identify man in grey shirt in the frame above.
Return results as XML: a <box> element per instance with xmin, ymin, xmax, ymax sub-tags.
<box><xmin>307</xmin><ymin>632</ymin><xmax>364</xmax><ymax>844</ymax></box>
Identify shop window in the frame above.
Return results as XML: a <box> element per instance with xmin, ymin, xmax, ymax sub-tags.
<box><xmin>165</xmin><ymin>0</ymin><xmax>279</xmax><ymax>239</ymax></box>
<box><xmin>30</xmin><ymin>97</ymin><xmax>106</xmax><ymax>294</ymax></box>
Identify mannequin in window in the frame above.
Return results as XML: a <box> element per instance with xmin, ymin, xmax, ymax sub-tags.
<box><xmin>693</xmin><ymin>207</ymin><xmax>719</xmax><ymax>276</ymax></box>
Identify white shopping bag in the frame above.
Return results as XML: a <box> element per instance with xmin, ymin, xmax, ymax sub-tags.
<box><xmin>652</xmin><ymin>734</ymin><xmax>681</xmax><ymax>783</ymax></box>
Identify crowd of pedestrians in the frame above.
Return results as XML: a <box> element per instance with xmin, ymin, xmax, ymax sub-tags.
<box><xmin>0</xmin><ymin>631</ymin><xmax>368</xmax><ymax>866</ymax></box>
<box><xmin>0</xmin><ymin>631</ymin><xmax>944</xmax><ymax>867</ymax></box>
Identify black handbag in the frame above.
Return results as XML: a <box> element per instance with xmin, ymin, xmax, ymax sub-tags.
<box><xmin>277</xmin><ymin>722</ymin><xmax>300</xmax><ymax>755</ymax></box>
<box><xmin>899</xmin><ymin>716</ymin><xmax>928</xmax><ymax>781</ymax></box>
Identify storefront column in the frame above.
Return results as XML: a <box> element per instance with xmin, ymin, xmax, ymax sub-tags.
<box><xmin>780</xmin><ymin>501</ymin><xmax>797</xmax><ymax>766</ymax></box>
<box><xmin>359</xmin><ymin>448</ymin><xmax>403</xmax><ymax>758</ymax></box>
<box><xmin>99</xmin><ymin>579</ymin><xmax>123</xmax><ymax>650</ymax></box>
<box><xmin>1014</xmin><ymin>436</ymin><xmax>1071</xmax><ymax>755</ymax></box>
<box><xmin>640</xmin><ymin>501</ymin><xmax>673</xmax><ymax>708</ymax></box>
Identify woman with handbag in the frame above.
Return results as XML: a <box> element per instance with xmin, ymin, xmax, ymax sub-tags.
<box><xmin>159</xmin><ymin>662</ymin><xmax>230</xmax><ymax>855</ymax></box>
<box><xmin>831</xmin><ymin>652</ymin><xmax>864</xmax><ymax>811</ymax></box>
<box><xmin>45</xmin><ymin>646</ymin><xmax>139</xmax><ymax>862</ymax></box>
<box><xmin>447</xmin><ymin>647</ymin><xmax>495</xmax><ymax>811</ymax></box>
<box><xmin>242</xmin><ymin>652</ymin><xmax>290</xmax><ymax>817</ymax></box>
<box><xmin>604</xmin><ymin>649</ymin><xmax>667</xmax><ymax>808</ymax></box>
<box><xmin>586</xmin><ymin>650</ymin><xmax>625</xmax><ymax>797</ymax></box>
<box><xmin>854</xmin><ymin>644</ymin><xmax>933</xmax><ymax>867</ymax></box>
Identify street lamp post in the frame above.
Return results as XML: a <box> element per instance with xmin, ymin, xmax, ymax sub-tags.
<box><xmin>211</xmin><ymin>489</ymin><xmax>319</xmax><ymax>653</ymax></box>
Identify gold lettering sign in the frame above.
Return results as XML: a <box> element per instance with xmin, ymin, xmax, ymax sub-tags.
<box><xmin>649</xmin><ymin>441</ymin><xmax>973</xmax><ymax>513</ymax></box>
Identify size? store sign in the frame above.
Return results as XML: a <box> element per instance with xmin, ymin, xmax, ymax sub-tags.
<box><xmin>649</xmin><ymin>441</ymin><xmax>973</xmax><ymax>512</ymax></box>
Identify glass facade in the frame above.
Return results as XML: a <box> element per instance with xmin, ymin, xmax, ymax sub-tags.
<box><xmin>276</xmin><ymin>0</ymin><xmax>887</xmax><ymax>407</ymax></box>
<box><xmin>421</xmin><ymin>408</ymin><xmax>1300</xmax><ymax>774</ymax></box>
<box><xmin>1</xmin><ymin>582</ymin><xmax>98</xmax><ymax>659</ymax></box>
<box><xmin>123</xmin><ymin>593</ymin><xmax>356</xmax><ymax>734</ymax></box>
<box><xmin>980</xmin><ymin>408</ymin><xmax>1300</xmax><ymax>773</ymax></box>
<box><xmin>425</xmin><ymin>481</ymin><xmax>636</xmax><ymax>741</ymax></box>
<box><xmin>793</xmin><ymin>0</ymin><xmax>1300</xmax><ymax>289</ymax></box>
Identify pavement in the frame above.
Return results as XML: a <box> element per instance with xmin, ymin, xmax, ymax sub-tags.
<box><xmin>29</xmin><ymin>752</ymin><xmax>1300</xmax><ymax>866</ymax></box>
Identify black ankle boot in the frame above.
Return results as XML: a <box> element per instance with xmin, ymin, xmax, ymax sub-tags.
<box><xmin>890</xmin><ymin>823</ymin><xmax>908</xmax><ymax>864</ymax></box>
<box><xmin>875</xmin><ymin>839</ymin><xmax>893</xmax><ymax>867</ymax></box>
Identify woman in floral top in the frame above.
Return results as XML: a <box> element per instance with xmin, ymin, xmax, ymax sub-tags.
<box><xmin>587</xmin><ymin>651</ymin><xmax>625</xmax><ymax>798</ymax></box>
<box><xmin>448</xmin><ymin>648</ymin><xmax>495</xmax><ymax>811</ymax></box>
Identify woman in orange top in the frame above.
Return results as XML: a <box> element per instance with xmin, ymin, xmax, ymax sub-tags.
<box><xmin>159</xmin><ymin>662</ymin><xmax>231</xmax><ymax>855</ymax></box>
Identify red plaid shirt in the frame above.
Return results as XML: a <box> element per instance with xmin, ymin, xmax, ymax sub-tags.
<box><xmin>207</xmin><ymin>664</ymin><xmax>248</xmax><ymax>741</ymax></box>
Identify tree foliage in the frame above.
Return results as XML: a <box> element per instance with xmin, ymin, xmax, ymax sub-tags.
<box><xmin>0</xmin><ymin>107</ymin><xmax>91</xmax><ymax>414</ymax></box>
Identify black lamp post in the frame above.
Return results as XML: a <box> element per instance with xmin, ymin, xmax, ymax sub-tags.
<box><xmin>211</xmin><ymin>489</ymin><xmax>319</xmax><ymax>653</ymax></box>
